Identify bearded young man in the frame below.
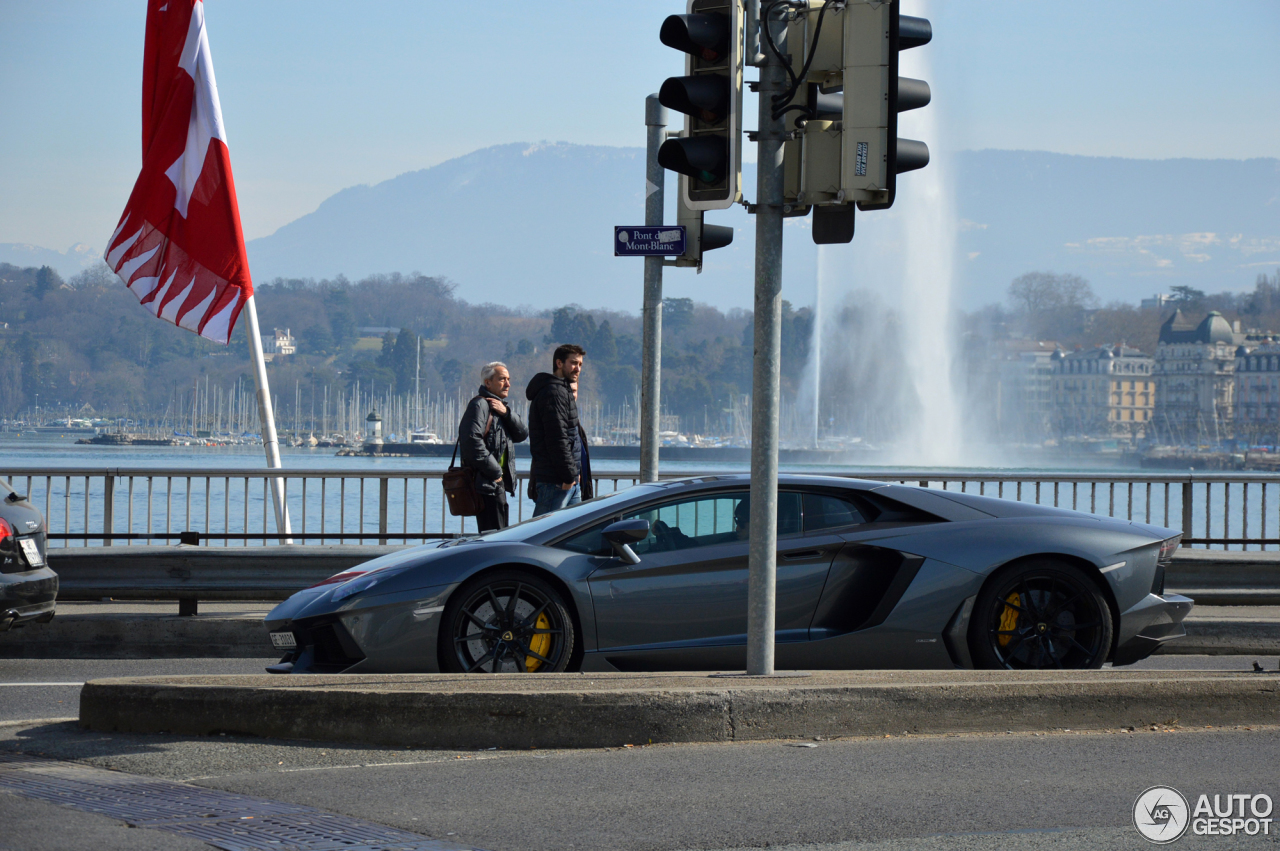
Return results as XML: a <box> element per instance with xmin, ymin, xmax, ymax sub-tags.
<box><xmin>525</xmin><ymin>344</ymin><xmax>585</xmax><ymax>516</ymax></box>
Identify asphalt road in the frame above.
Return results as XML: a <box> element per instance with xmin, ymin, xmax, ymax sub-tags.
<box><xmin>3</xmin><ymin>655</ymin><xmax>1280</xmax><ymax>850</ymax></box>
<box><xmin>3</xmin><ymin>718</ymin><xmax>1279</xmax><ymax>851</ymax></box>
<box><xmin>0</xmin><ymin>657</ymin><xmax>277</xmax><ymax>722</ymax></box>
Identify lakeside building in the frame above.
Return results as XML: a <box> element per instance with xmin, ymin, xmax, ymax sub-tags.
<box><xmin>1050</xmin><ymin>345</ymin><xmax>1155</xmax><ymax>442</ymax></box>
<box><xmin>1151</xmin><ymin>310</ymin><xmax>1241</xmax><ymax>444</ymax></box>
<box><xmin>1233</xmin><ymin>341</ymin><xmax>1280</xmax><ymax>444</ymax></box>
<box><xmin>260</xmin><ymin>328</ymin><xmax>296</xmax><ymax>361</ymax></box>
<box><xmin>993</xmin><ymin>340</ymin><xmax>1058</xmax><ymax>442</ymax></box>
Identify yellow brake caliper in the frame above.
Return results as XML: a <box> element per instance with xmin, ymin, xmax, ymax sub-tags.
<box><xmin>998</xmin><ymin>592</ymin><xmax>1021</xmax><ymax>647</ymax></box>
<box><xmin>525</xmin><ymin>612</ymin><xmax>552</xmax><ymax>672</ymax></box>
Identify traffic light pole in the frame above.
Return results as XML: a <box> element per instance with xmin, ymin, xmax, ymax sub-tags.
<box><xmin>746</xmin><ymin>2</ymin><xmax>786</xmax><ymax>676</ymax></box>
<box><xmin>639</xmin><ymin>95</ymin><xmax>667</xmax><ymax>485</ymax></box>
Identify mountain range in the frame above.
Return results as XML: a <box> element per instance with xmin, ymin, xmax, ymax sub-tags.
<box><xmin>7</xmin><ymin>145</ymin><xmax>1277</xmax><ymax>311</ymax></box>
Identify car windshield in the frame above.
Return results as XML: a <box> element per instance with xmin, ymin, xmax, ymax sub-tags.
<box><xmin>475</xmin><ymin>487</ymin><xmax>649</xmax><ymax>543</ymax></box>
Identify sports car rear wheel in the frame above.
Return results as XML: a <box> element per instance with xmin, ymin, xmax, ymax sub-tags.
<box><xmin>442</xmin><ymin>570</ymin><xmax>574</xmax><ymax>673</ymax></box>
<box><xmin>969</xmin><ymin>560</ymin><xmax>1113</xmax><ymax>670</ymax></box>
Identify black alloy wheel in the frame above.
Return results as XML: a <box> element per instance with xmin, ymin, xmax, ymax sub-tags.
<box><xmin>441</xmin><ymin>570</ymin><xmax>574</xmax><ymax>673</ymax></box>
<box><xmin>969</xmin><ymin>560</ymin><xmax>1113</xmax><ymax>670</ymax></box>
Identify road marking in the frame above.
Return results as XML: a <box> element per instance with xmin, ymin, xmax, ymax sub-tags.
<box><xmin>182</xmin><ymin>755</ymin><xmax>504</xmax><ymax>782</ymax></box>
<box><xmin>0</xmin><ymin>682</ymin><xmax>85</xmax><ymax>687</ymax></box>
<box><xmin>0</xmin><ymin>717</ymin><xmax>78</xmax><ymax>728</ymax></box>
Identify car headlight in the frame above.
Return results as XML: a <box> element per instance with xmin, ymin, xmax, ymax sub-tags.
<box><xmin>331</xmin><ymin>573</ymin><xmax>381</xmax><ymax>602</ymax></box>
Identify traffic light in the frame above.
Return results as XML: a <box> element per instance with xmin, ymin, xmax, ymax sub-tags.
<box><xmin>775</xmin><ymin>0</ymin><xmax>931</xmax><ymax>242</ymax></box>
<box><xmin>657</xmin><ymin>0</ymin><xmax>744</xmax><ymax>211</ymax></box>
<box><xmin>671</xmin><ymin>176</ymin><xmax>734</xmax><ymax>270</ymax></box>
<box><xmin>843</xmin><ymin>1</ymin><xmax>931</xmax><ymax>211</ymax></box>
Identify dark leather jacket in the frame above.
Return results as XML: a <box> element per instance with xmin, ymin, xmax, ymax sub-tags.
<box><xmin>458</xmin><ymin>387</ymin><xmax>528</xmax><ymax>496</ymax></box>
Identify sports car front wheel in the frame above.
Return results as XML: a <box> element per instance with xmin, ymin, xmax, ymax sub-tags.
<box><xmin>969</xmin><ymin>560</ymin><xmax>1113</xmax><ymax>670</ymax></box>
<box><xmin>441</xmin><ymin>570</ymin><xmax>575</xmax><ymax>673</ymax></box>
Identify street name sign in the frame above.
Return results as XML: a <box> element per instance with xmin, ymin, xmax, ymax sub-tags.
<box><xmin>615</xmin><ymin>226</ymin><xmax>686</xmax><ymax>257</ymax></box>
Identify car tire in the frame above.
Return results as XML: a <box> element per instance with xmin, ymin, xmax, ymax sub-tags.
<box><xmin>968</xmin><ymin>559</ymin><xmax>1113</xmax><ymax>670</ymax></box>
<box><xmin>440</xmin><ymin>570</ymin><xmax>575</xmax><ymax>673</ymax></box>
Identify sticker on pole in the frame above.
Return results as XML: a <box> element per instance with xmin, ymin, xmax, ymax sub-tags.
<box><xmin>615</xmin><ymin>226</ymin><xmax>686</xmax><ymax>257</ymax></box>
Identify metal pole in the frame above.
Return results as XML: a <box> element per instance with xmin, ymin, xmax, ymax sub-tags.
<box><xmin>242</xmin><ymin>294</ymin><xmax>293</xmax><ymax>543</ymax></box>
<box><xmin>746</xmin><ymin>3</ymin><xmax>787</xmax><ymax>676</ymax></box>
<box><xmin>639</xmin><ymin>94</ymin><xmax>667</xmax><ymax>484</ymax></box>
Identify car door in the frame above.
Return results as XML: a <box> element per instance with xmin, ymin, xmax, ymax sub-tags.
<box><xmin>585</xmin><ymin>489</ymin><xmax>831</xmax><ymax>663</ymax></box>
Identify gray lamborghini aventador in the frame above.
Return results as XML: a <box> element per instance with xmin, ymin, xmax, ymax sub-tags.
<box><xmin>263</xmin><ymin>474</ymin><xmax>1191</xmax><ymax>674</ymax></box>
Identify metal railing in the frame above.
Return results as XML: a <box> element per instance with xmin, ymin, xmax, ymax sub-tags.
<box><xmin>855</xmin><ymin>471</ymin><xmax>1277</xmax><ymax>549</ymax></box>
<box><xmin>0</xmin><ymin>467</ymin><xmax>646</xmax><ymax>548</ymax></box>
<box><xmin>5</xmin><ymin>466</ymin><xmax>1280</xmax><ymax>550</ymax></box>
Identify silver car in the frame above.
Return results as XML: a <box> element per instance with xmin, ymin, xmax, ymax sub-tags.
<box><xmin>0</xmin><ymin>479</ymin><xmax>55</xmax><ymax>632</ymax></box>
<box><xmin>264</xmin><ymin>474</ymin><xmax>1191</xmax><ymax>674</ymax></box>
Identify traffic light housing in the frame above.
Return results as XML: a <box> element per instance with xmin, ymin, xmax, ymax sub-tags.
<box><xmin>843</xmin><ymin>1</ymin><xmax>931</xmax><ymax>211</ymax></box>
<box><xmin>672</xmin><ymin>176</ymin><xmax>734</xmax><ymax>270</ymax></box>
<box><xmin>777</xmin><ymin>0</ymin><xmax>931</xmax><ymax>242</ymax></box>
<box><xmin>657</xmin><ymin>0</ymin><xmax>744</xmax><ymax>211</ymax></box>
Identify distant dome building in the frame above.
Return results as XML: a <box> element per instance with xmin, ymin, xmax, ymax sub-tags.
<box><xmin>1153</xmin><ymin>310</ymin><xmax>1243</xmax><ymax>445</ymax></box>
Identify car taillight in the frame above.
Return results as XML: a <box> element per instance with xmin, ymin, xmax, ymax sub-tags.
<box><xmin>308</xmin><ymin>570</ymin><xmax>367</xmax><ymax>589</ymax></box>
<box><xmin>0</xmin><ymin>518</ymin><xmax>12</xmax><ymax>544</ymax></box>
<box><xmin>1151</xmin><ymin>535</ymin><xmax>1180</xmax><ymax>596</ymax></box>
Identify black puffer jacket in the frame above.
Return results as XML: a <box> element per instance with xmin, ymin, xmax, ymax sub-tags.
<box><xmin>525</xmin><ymin>372</ymin><xmax>580</xmax><ymax>486</ymax></box>
<box><xmin>458</xmin><ymin>387</ymin><xmax>528</xmax><ymax>497</ymax></box>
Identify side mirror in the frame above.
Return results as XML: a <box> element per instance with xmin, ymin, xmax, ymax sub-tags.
<box><xmin>602</xmin><ymin>518</ymin><xmax>649</xmax><ymax>565</ymax></box>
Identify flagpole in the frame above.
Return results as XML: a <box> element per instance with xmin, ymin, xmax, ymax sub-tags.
<box><xmin>242</xmin><ymin>293</ymin><xmax>293</xmax><ymax>543</ymax></box>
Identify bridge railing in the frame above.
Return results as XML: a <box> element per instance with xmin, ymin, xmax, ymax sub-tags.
<box><xmin>0</xmin><ymin>467</ymin><xmax>645</xmax><ymax>548</ymax></box>
<box><xmin>3</xmin><ymin>466</ymin><xmax>1280</xmax><ymax>550</ymax></box>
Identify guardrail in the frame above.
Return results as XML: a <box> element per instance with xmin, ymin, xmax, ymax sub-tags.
<box><xmin>6</xmin><ymin>466</ymin><xmax>1280</xmax><ymax>550</ymax></box>
<box><xmin>46</xmin><ymin>546</ymin><xmax>1280</xmax><ymax>612</ymax></box>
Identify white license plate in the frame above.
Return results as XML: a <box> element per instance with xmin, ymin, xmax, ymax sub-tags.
<box><xmin>270</xmin><ymin>631</ymin><xmax>297</xmax><ymax>649</ymax></box>
<box><xmin>18</xmin><ymin>538</ymin><xmax>43</xmax><ymax>567</ymax></box>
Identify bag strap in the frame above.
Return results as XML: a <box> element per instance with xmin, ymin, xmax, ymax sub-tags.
<box><xmin>451</xmin><ymin>396</ymin><xmax>494</xmax><ymax>468</ymax></box>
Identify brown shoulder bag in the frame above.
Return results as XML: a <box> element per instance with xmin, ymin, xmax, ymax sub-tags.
<box><xmin>442</xmin><ymin>400</ymin><xmax>492</xmax><ymax>517</ymax></box>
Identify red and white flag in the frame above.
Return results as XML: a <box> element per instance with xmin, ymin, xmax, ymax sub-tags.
<box><xmin>105</xmin><ymin>0</ymin><xmax>252</xmax><ymax>344</ymax></box>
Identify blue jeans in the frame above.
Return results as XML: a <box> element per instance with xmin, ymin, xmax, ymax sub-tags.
<box><xmin>533</xmin><ymin>481</ymin><xmax>580</xmax><ymax>517</ymax></box>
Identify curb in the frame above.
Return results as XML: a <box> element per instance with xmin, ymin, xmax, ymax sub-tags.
<box><xmin>1173</xmin><ymin>620</ymin><xmax>1280</xmax><ymax>656</ymax></box>
<box><xmin>6</xmin><ymin>614</ymin><xmax>1278</xmax><ymax>659</ymax></box>
<box><xmin>0</xmin><ymin>615</ymin><xmax>270</xmax><ymax>659</ymax></box>
<box><xmin>79</xmin><ymin>671</ymin><xmax>1280</xmax><ymax>750</ymax></box>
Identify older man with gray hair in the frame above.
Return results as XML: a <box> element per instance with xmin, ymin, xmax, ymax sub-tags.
<box><xmin>458</xmin><ymin>361</ymin><xmax>528</xmax><ymax>531</ymax></box>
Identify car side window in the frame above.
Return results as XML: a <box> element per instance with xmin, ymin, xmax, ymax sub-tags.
<box><xmin>802</xmin><ymin>492</ymin><xmax>866</xmax><ymax>532</ymax></box>
<box><xmin>618</xmin><ymin>491</ymin><xmax>802</xmax><ymax>554</ymax></box>
<box><xmin>624</xmin><ymin>494</ymin><xmax>743</xmax><ymax>554</ymax></box>
<box><xmin>557</xmin><ymin>520</ymin><xmax>612</xmax><ymax>555</ymax></box>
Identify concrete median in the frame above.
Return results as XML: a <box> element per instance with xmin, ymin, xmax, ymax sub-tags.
<box><xmin>78</xmin><ymin>669</ymin><xmax>1280</xmax><ymax>750</ymax></box>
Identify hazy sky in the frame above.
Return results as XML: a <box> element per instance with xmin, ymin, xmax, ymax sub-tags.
<box><xmin>2</xmin><ymin>1</ymin><xmax>1278</xmax><ymax>254</ymax></box>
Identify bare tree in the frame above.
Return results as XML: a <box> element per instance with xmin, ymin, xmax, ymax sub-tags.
<box><xmin>1008</xmin><ymin>272</ymin><xmax>1097</xmax><ymax>338</ymax></box>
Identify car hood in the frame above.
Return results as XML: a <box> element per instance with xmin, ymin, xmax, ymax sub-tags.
<box><xmin>265</xmin><ymin>538</ymin><xmax>551</xmax><ymax>626</ymax></box>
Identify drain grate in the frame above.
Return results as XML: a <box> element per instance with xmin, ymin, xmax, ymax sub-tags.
<box><xmin>0</xmin><ymin>772</ymin><xmax>314</xmax><ymax>824</ymax></box>
<box><xmin>0</xmin><ymin>751</ymin><xmax>52</xmax><ymax>770</ymax></box>
<box><xmin>154</xmin><ymin>812</ymin><xmax>459</xmax><ymax>851</ymax></box>
<box><xmin>0</xmin><ymin>750</ymin><xmax>482</xmax><ymax>850</ymax></box>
